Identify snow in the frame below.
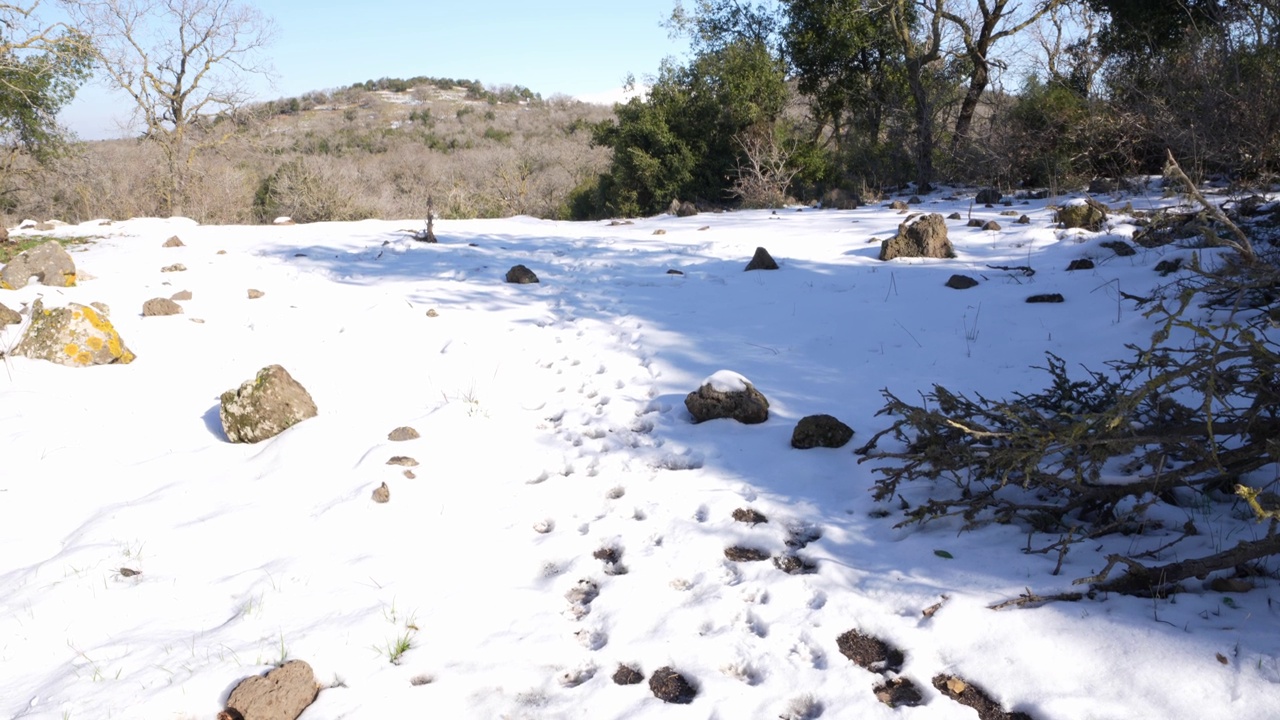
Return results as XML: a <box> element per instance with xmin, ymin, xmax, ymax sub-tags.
<box><xmin>702</xmin><ymin>370</ymin><xmax>751</xmax><ymax>393</ymax></box>
<box><xmin>2</xmin><ymin>192</ymin><xmax>1279</xmax><ymax>719</ymax></box>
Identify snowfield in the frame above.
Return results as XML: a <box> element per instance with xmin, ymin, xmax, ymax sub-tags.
<box><xmin>2</xmin><ymin>190</ymin><xmax>1278</xmax><ymax>719</ymax></box>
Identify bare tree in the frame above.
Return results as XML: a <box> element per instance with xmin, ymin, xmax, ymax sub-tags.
<box><xmin>70</xmin><ymin>0</ymin><xmax>275</xmax><ymax>215</ymax></box>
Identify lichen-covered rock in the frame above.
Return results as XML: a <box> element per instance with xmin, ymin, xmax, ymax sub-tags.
<box><xmin>0</xmin><ymin>301</ymin><xmax>19</xmax><ymax>325</ymax></box>
<box><xmin>142</xmin><ymin>298</ymin><xmax>184</xmax><ymax>316</ymax></box>
<box><xmin>880</xmin><ymin>213</ymin><xmax>954</xmax><ymax>261</ymax></box>
<box><xmin>12</xmin><ymin>300</ymin><xmax>134</xmax><ymax>366</ymax></box>
<box><xmin>1057</xmin><ymin>198</ymin><xmax>1108</xmax><ymax>231</ymax></box>
<box><xmin>744</xmin><ymin>246</ymin><xmax>779</xmax><ymax>271</ymax></box>
<box><xmin>162</xmin><ymin>235</ymin><xmax>184</xmax><ymax>247</ymax></box>
<box><xmin>224</xmin><ymin>659</ymin><xmax>319</xmax><ymax>720</ymax></box>
<box><xmin>219</xmin><ymin>365</ymin><xmax>317</xmax><ymax>443</ymax></box>
<box><xmin>685</xmin><ymin>371</ymin><xmax>769</xmax><ymax>424</ymax></box>
<box><xmin>0</xmin><ymin>240</ymin><xmax>76</xmax><ymax>290</ymax></box>
<box><xmin>791</xmin><ymin>414</ymin><xmax>854</xmax><ymax>449</ymax></box>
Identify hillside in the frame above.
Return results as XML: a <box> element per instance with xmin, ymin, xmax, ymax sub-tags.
<box><xmin>9</xmin><ymin>79</ymin><xmax>617</xmax><ymax>226</ymax></box>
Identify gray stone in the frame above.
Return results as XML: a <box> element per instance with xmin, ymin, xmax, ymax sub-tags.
<box><xmin>160</xmin><ymin>263</ymin><xmax>186</xmax><ymax>273</ymax></box>
<box><xmin>981</xmin><ymin>220</ymin><xmax>1001</xmax><ymax>231</ymax></box>
<box><xmin>142</xmin><ymin>298</ymin><xmax>183</xmax><ymax>316</ymax></box>
<box><xmin>0</xmin><ymin>240</ymin><xmax>76</xmax><ymax>290</ymax></box>
<box><xmin>219</xmin><ymin>365</ymin><xmax>317</xmax><ymax>443</ymax></box>
<box><xmin>1027</xmin><ymin>293</ymin><xmax>1065</xmax><ymax>303</ymax></box>
<box><xmin>744</xmin><ymin>247</ymin><xmax>778</xmax><ymax>271</ymax></box>
<box><xmin>975</xmin><ymin>188</ymin><xmax>1002</xmax><ymax>204</ymax></box>
<box><xmin>388</xmin><ymin>426</ymin><xmax>419</xmax><ymax>441</ymax></box>
<box><xmin>171</xmin><ymin>290</ymin><xmax>193</xmax><ymax>301</ymax></box>
<box><xmin>669</xmin><ymin>199</ymin><xmax>698</xmax><ymax>217</ymax></box>
<box><xmin>505</xmin><ymin>264</ymin><xmax>539</xmax><ymax>284</ymax></box>
<box><xmin>791</xmin><ymin>414</ymin><xmax>854</xmax><ymax>449</ymax></box>
<box><xmin>945</xmin><ymin>274</ymin><xmax>979</xmax><ymax>289</ymax></box>
<box><xmin>880</xmin><ymin>214</ymin><xmax>954</xmax><ymax>261</ymax></box>
<box><xmin>0</xmin><ymin>301</ymin><xmax>19</xmax><ymax>325</ymax></box>
<box><xmin>1066</xmin><ymin>258</ymin><xmax>1095</xmax><ymax>271</ymax></box>
<box><xmin>162</xmin><ymin>235</ymin><xmax>184</xmax><ymax>247</ymax></box>
<box><xmin>685</xmin><ymin>380</ymin><xmax>769</xmax><ymax>425</ymax></box>
<box><xmin>224</xmin><ymin>660</ymin><xmax>319</xmax><ymax>720</ymax></box>
<box><xmin>12</xmin><ymin>300</ymin><xmax>134</xmax><ymax>366</ymax></box>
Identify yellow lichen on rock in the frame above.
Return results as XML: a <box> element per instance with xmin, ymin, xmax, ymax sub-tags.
<box><xmin>64</xmin><ymin>343</ymin><xmax>79</xmax><ymax>357</ymax></box>
<box><xmin>86</xmin><ymin>337</ymin><xmax>104</xmax><ymax>351</ymax></box>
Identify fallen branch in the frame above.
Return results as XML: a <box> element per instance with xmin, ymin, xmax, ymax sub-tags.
<box><xmin>1076</xmin><ymin>524</ymin><xmax>1280</xmax><ymax>596</ymax></box>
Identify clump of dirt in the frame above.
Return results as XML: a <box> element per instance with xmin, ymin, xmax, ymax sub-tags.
<box><xmin>724</xmin><ymin>546</ymin><xmax>771</xmax><ymax>562</ymax></box>
<box><xmin>732</xmin><ymin>507</ymin><xmax>768</xmax><ymax>524</ymax></box>
<box><xmin>649</xmin><ymin>666</ymin><xmax>696</xmax><ymax>704</ymax></box>
<box><xmin>836</xmin><ymin>629</ymin><xmax>904</xmax><ymax>673</ymax></box>
<box><xmin>932</xmin><ymin>674</ymin><xmax>1034</xmax><ymax>720</ymax></box>
<box><xmin>612</xmin><ymin>664</ymin><xmax>644</xmax><ymax>685</ymax></box>
<box><xmin>874</xmin><ymin>677</ymin><xmax>924</xmax><ymax>707</ymax></box>
<box><xmin>773</xmin><ymin>554</ymin><xmax>817</xmax><ymax>574</ymax></box>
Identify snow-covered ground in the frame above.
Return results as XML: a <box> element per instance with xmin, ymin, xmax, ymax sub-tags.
<box><xmin>2</xmin><ymin>190</ymin><xmax>1278</xmax><ymax>719</ymax></box>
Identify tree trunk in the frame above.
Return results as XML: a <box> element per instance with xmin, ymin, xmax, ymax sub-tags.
<box><xmin>906</xmin><ymin>60</ymin><xmax>935</xmax><ymax>191</ymax></box>
<box><xmin>952</xmin><ymin>61</ymin><xmax>989</xmax><ymax>145</ymax></box>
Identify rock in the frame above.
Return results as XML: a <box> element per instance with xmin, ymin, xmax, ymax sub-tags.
<box><xmin>946</xmin><ymin>274</ymin><xmax>979</xmax><ymax>289</ymax></box>
<box><xmin>732</xmin><ymin>507</ymin><xmax>768</xmax><ymax>524</ymax></box>
<box><xmin>666</xmin><ymin>269</ymin><xmax>684</xmax><ymax>275</ymax></box>
<box><xmin>836</xmin><ymin>629</ymin><xmax>905</xmax><ymax>673</ymax></box>
<box><xmin>1088</xmin><ymin>177</ymin><xmax>1118</xmax><ymax>194</ymax></box>
<box><xmin>999</xmin><ymin>209</ymin><xmax>1019</xmax><ymax>216</ymax></box>
<box><xmin>1016</xmin><ymin>214</ymin><xmax>1031</xmax><ymax>224</ymax></box>
<box><xmin>685</xmin><ymin>372</ymin><xmax>769</xmax><ymax>424</ymax></box>
<box><xmin>981</xmin><ymin>220</ymin><xmax>1001</xmax><ymax>231</ymax></box>
<box><xmin>879</xmin><ymin>213</ymin><xmax>954</xmax><ymax>261</ymax></box>
<box><xmin>822</xmin><ymin>188</ymin><xmax>859</xmax><ymax>209</ymax></box>
<box><xmin>1066</xmin><ymin>259</ymin><xmax>1095</xmax><ymax>271</ymax></box>
<box><xmin>0</xmin><ymin>240</ymin><xmax>76</xmax><ymax>289</ymax></box>
<box><xmin>947</xmin><ymin>212</ymin><xmax>962</xmax><ymax>220</ymax></box>
<box><xmin>669</xmin><ymin>199</ymin><xmax>698</xmax><ymax>217</ymax></box>
<box><xmin>1100</xmin><ymin>239</ymin><xmax>1136</xmax><ymax>257</ymax></box>
<box><xmin>908</xmin><ymin>195</ymin><xmax>921</xmax><ymax>204</ymax></box>
<box><xmin>505</xmin><ymin>264</ymin><xmax>539</xmax><ymax>284</ymax></box>
<box><xmin>744</xmin><ymin>246</ymin><xmax>778</xmax><ymax>271</ymax></box>
<box><xmin>0</xmin><ymin>301</ymin><xmax>19</xmax><ymax>325</ymax></box>
<box><xmin>889</xmin><ymin>199</ymin><xmax>909</xmax><ymax>211</ymax></box>
<box><xmin>372</xmin><ymin>482</ymin><xmax>390</xmax><ymax>503</ymax></box>
<box><xmin>224</xmin><ymin>660</ymin><xmax>319</xmax><ymax>720</ymax></box>
<box><xmin>652</xmin><ymin>229</ymin><xmax>666</xmax><ymax>235</ymax></box>
<box><xmin>966</xmin><ymin>219</ymin><xmax>984</xmax><ymax>227</ymax></box>
<box><xmin>387</xmin><ymin>456</ymin><xmax>418</xmax><ymax>466</ymax></box>
<box><xmin>1026</xmin><ymin>293</ymin><xmax>1065</xmax><ymax>303</ymax></box>
<box><xmin>219</xmin><ymin>365</ymin><xmax>317</xmax><ymax>443</ymax></box>
<box><xmin>1057</xmin><ymin>198</ymin><xmax>1108</xmax><ymax>230</ymax></box>
<box><xmin>425</xmin><ymin>308</ymin><xmax>439</xmax><ymax>317</ymax></box>
<box><xmin>12</xmin><ymin>300</ymin><xmax>135</xmax><ymax>366</ymax></box>
<box><xmin>160</xmin><ymin>263</ymin><xmax>186</xmax><ymax>273</ymax></box>
<box><xmin>0</xmin><ymin>227</ymin><xmax>7</xmax><ymax>243</ymax></box>
<box><xmin>162</xmin><ymin>235</ymin><xmax>184</xmax><ymax>247</ymax></box>
<box><xmin>388</xmin><ymin>426</ymin><xmax>419</xmax><ymax>441</ymax></box>
<box><xmin>1155</xmin><ymin>257</ymin><xmax>1183</xmax><ymax>276</ymax></box>
<box><xmin>247</xmin><ymin>288</ymin><xmax>265</xmax><ymax>299</ymax></box>
<box><xmin>791</xmin><ymin>414</ymin><xmax>854</xmax><ymax>449</ymax></box>
<box><xmin>613</xmin><ymin>664</ymin><xmax>645</xmax><ymax>685</ymax></box>
<box><xmin>649</xmin><ymin>666</ymin><xmax>696</xmax><ymax>704</ymax></box>
<box><xmin>975</xmin><ymin>188</ymin><xmax>1002</xmax><ymax>204</ymax></box>
<box><xmin>171</xmin><ymin>290</ymin><xmax>193</xmax><ymax>301</ymax></box>
<box><xmin>142</xmin><ymin>298</ymin><xmax>184</xmax><ymax>316</ymax></box>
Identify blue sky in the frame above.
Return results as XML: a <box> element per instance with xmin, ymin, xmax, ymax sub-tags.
<box><xmin>60</xmin><ymin>0</ymin><xmax>689</xmax><ymax>139</ymax></box>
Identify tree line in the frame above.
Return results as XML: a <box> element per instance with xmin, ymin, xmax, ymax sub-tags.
<box><xmin>573</xmin><ymin>0</ymin><xmax>1280</xmax><ymax>218</ymax></box>
<box><xmin>2</xmin><ymin>0</ymin><xmax>1277</xmax><ymax>223</ymax></box>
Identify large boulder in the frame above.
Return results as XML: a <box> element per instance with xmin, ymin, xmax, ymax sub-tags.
<box><xmin>879</xmin><ymin>213</ymin><xmax>954</xmax><ymax>261</ymax></box>
<box><xmin>0</xmin><ymin>240</ymin><xmax>76</xmax><ymax>289</ymax></box>
<box><xmin>975</xmin><ymin>188</ymin><xmax>1002</xmax><ymax>205</ymax></box>
<box><xmin>505</xmin><ymin>264</ymin><xmax>539</xmax><ymax>284</ymax></box>
<box><xmin>219</xmin><ymin>365</ymin><xmax>317</xmax><ymax>443</ymax></box>
<box><xmin>223</xmin><ymin>660</ymin><xmax>319</xmax><ymax>720</ymax></box>
<box><xmin>685</xmin><ymin>370</ymin><xmax>769</xmax><ymax>424</ymax></box>
<box><xmin>11</xmin><ymin>300</ymin><xmax>134</xmax><ymax>366</ymax></box>
<box><xmin>1057</xmin><ymin>198</ymin><xmax>1108</xmax><ymax>231</ymax></box>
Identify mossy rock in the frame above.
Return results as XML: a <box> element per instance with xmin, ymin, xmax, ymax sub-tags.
<box><xmin>219</xmin><ymin>364</ymin><xmax>318</xmax><ymax>443</ymax></box>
